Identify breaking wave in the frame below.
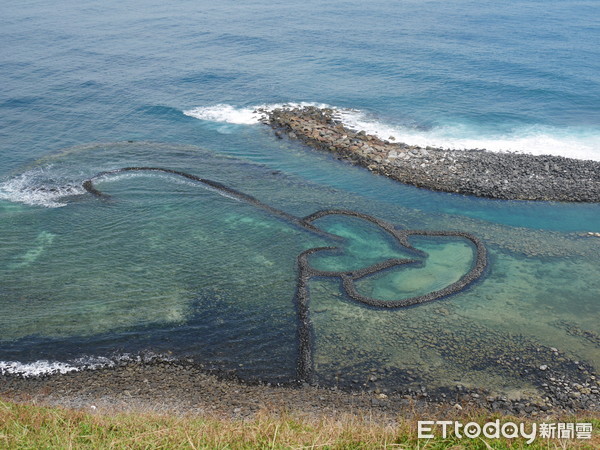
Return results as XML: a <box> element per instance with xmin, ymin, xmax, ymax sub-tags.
<box><xmin>0</xmin><ymin>169</ymin><xmax>85</xmax><ymax>208</ymax></box>
<box><xmin>183</xmin><ymin>102</ymin><xmax>331</xmax><ymax>125</ymax></box>
<box><xmin>0</xmin><ymin>353</ymin><xmax>175</xmax><ymax>378</ymax></box>
<box><xmin>184</xmin><ymin>103</ymin><xmax>600</xmax><ymax>161</ymax></box>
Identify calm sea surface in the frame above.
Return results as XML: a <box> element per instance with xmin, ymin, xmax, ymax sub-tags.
<box><xmin>0</xmin><ymin>1</ymin><xmax>598</xmax><ymax>395</ymax></box>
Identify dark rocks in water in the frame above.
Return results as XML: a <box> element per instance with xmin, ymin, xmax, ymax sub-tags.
<box><xmin>553</xmin><ymin>320</ymin><xmax>600</xmax><ymax>347</ymax></box>
<box><xmin>264</xmin><ymin>106</ymin><xmax>600</xmax><ymax>202</ymax></box>
<box><xmin>65</xmin><ymin>167</ymin><xmax>597</xmax><ymax>415</ymax></box>
<box><xmin>3</xmin><ymin>347</ymin><xmax>597</xmax><ymax>417</ymax></box>
<box><xmin>81</xmin><ymin>167</ymin><xmax>488</xmax><ymax>385</ymax></box>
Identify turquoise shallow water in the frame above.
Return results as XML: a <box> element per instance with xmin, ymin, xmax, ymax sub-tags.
<box><xmin>0</xmin><ymin>142</ymin><xmax>598</xmax><ymax>396</ymax></box>
<box><xmin>0</xmin><ymin>1</ymin><xmax>598</xmax><ymax>396</ymax></box>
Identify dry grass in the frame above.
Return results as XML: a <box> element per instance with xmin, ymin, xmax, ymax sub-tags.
<box><xmin>0</xmin><ymin>399</ymin><xmax>598</xmax><ymax>449</ymax></box>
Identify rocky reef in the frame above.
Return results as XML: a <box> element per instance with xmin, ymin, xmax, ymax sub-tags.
<box><xmin>262</xmin><ymin>106</ymin><xmax>600</xmax><ymax>202</ymax></box>
<box><xmin>82</xmin><ymin>167</ymin><xmax>487</xmax><ymax>383</ymax></box>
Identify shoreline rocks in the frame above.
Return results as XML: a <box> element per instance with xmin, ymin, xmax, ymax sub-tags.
<box><xmin>1</xmin><ymin>357</ymin><xmax>597</xmax><ymax>418</ymax></box>
<box><xmin>262</xmin><ymin>106</ymin><xmax>600</xmax><ymax>202</ymax></box>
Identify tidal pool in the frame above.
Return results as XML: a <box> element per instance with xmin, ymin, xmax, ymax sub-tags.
<box><xmin>0</xmin><ymin>142</ymin><xmax>598</xmax><ymax>403</ymax></box>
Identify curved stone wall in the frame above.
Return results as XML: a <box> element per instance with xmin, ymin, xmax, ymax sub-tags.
<box><xmin>83</xmin><ymin>167</ymin><xmax>488</xmax><ymax>382</ymax></box>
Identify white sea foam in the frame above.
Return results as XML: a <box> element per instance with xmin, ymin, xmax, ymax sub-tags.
<box><xmin>334</xmin><ymin>109</ymin><xmax>600</xmax><ymax>162</ymax></box>
<box><xmin>0</xmin><ymin>353</ymin><xmax>175</xmax><ymax>378</ymax></box>
<box><xmin>183</xmin><ymin>102</ymin><xmax>332</xmax><ymax>125</ymax></box>
<box><xmin>184</xmin><ymin>103</ymin><xmax>600</xmax><ymax>161</ymax></box>
<box><xmin>183</xmin><ymin>104</ymin><xmax>265</xmax><ymax>124</ymax></box>
<box><xmin>0</xmin><ymin>169</ymin><xmax>242</xmax><ymax>209</ymax></box>
<box><xmin>0</xmin><ymin>358</ymin><xmax>110</xmax><ymax>377</ymax></box>
<box><xmin>0</xmin><ymin>170</ymin><xmax>85</xmax><ymax>208</ymax></box>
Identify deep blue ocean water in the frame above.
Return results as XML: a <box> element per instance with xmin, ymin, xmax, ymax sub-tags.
<box><xmin>0</xmin><ymin>1</ymin><xmax>598</xmax><ymax>394</ymax></box>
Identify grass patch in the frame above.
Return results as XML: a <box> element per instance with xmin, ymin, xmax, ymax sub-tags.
<box><xmin>0</xmin><ymin>399</ymin><xmax>598</xmax><ymax>448</ymax></box>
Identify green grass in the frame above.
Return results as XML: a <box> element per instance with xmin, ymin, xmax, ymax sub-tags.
<box><xmin>0</xmin><ymin>399</ymin><xmax>598</xmax><ymax>449</ymax></box>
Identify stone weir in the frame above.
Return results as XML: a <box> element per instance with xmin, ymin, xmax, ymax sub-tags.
<box><xmin>262</xmin><ymin>106</ymin><xmax>600</xmax><ymax>202</ymax></box>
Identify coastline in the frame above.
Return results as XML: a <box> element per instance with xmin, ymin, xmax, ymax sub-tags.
<box><xmin>4</xmin><ymin>378</ymin><xmax>597</xmax><ymax>448</ymax></box>
<box><xmin>0</xmin><ymin>361</ymin><xmax>449</xmax><ymax>421</ymax></box>
<box><xmin>2</xmin><ymin>358</ymin><xmax>599</xmax><ymax>419</ymax></box>
<box><xmin>262</xmin><ymin>106</ymin><xmax>600</xmax><ymax>202</ymax></box>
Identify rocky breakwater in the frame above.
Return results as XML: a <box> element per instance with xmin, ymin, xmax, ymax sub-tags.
<box><xmin>263</xmin><ymin>106</ymin><xmax>600</xmax><ymax>202</ymax></box>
